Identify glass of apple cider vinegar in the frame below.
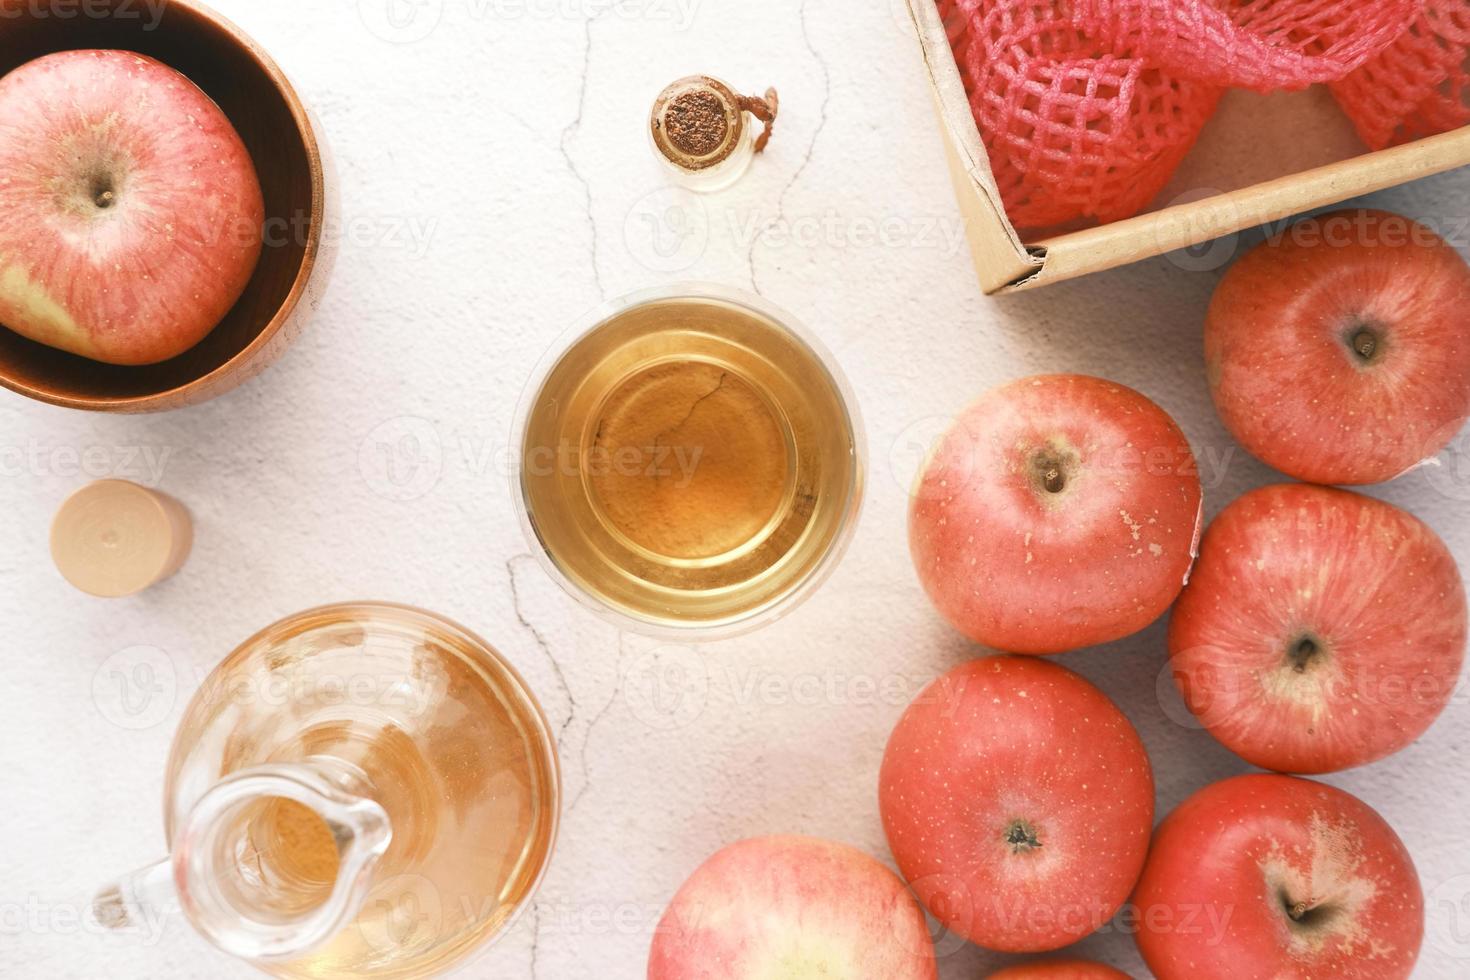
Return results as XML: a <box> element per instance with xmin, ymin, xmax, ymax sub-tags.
<box><xmin>515</xmin><ymin>285</ymin><xmax>864</xmax><ymax>635</ymax></box>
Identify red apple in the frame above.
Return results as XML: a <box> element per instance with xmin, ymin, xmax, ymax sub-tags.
<box><xmin>1169</xmin><ymin>482</ymin><xmax>1466</xmax><ymax>773</ymax></box>
<box><xmin>647</xmin><ymin>835</ymin><xmax>937</xmax><ymax>979</ymax></box>
<box><xmin>993</xmin><ymin>963</ymin><xmax>1128</xmax><ymax>975</ymax></box>
<box><xmin>910</xmin><ymin>374</ymin><xmax>1202</xmax><ymax>654</ymax></box>
<box><xmin>1206</xmin><ymin>209</ymin><xmax>1470</xmax><ymax>485</ymax></box>
<box><xmin>0</xmin><ymin>50</ymin><xmax>264</xmax><ymax>366</ymax></box>
<box><xmin>1133</xmin><ymin>773</ymin><xmax>1423</xmax><ymax>979</ymax></box>
<box><xmin>986</xmin><ymin>960</ymin><xmax>1131</xmax><ymax>979</ymax></box>
<box><xmin>879</xmin><ymin>656</ymin><xmax>1154</xmax><ymax>952</ymax></box>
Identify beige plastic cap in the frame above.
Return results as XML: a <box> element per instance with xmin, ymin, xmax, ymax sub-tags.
<box><xmin>50</xmin><ymin>480</ymin><xmax>193</xmax><ymax>597</ymax></box>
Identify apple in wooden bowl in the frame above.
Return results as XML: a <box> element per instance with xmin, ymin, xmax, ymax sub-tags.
<box><xmin>0</xmin><ymin>0</ymin><xmax>332</xmax><ymax>412</ymax></box>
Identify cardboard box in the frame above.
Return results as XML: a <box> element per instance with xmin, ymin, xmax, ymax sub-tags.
<box><xmin>909</xmin><ymin>0</ymin><xmax>1470</xmax><ymax>294</ymax></box>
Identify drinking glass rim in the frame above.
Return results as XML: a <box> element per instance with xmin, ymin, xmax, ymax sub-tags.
<box><xmin>509</xmin><ymin>282</ymin><xmax>867</xmax><ymax>641</ymax></box>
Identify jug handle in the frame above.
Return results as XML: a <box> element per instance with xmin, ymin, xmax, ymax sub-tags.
<box><xmin>93</xmin><ymin>856</ymin><xmax>178</xmax><ymax>933</ymax></box>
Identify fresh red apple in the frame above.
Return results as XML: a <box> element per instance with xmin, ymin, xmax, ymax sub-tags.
<box><xmin>1169</xmin><ymin>482</ymin><xmax>1466</xmax><ymax>773</ymax></box>
<box><xmin>910</xmin><ymin>374</ymin><xmax>1202</xmax><ymax>654</ymax></box>
<box><xmin>647</xmin><ymin>835</ymin><xmax>937</xmax><ymax>979</ymax></box>
<box><xmin>1133</xmin><ymin>773</ymin><xmax>1423</xmax><ymax>979</ymax></box>
<box><xmin>1206</xmin><ymin>209</ymin><xmax>1470</xmax><ymax>485</ymax></box>
<box><xmin>879</xmin><ymin>656</ymin><xmax>1154</xmax><ymax>952</ymax></box>
<box><xmin>0</xmin><ymin>50</ymin><xmax>264</xmax><ymax>366</ymax></box>
<box><xmin>986</xmin><ymin>960</ymin><xmax>1131</xmax><ymax>979</ymax></box>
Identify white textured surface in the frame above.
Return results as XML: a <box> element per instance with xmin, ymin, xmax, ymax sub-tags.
<box><xmin>2</xmin><ymin>2</ymin><xmax>1469</xmax><ymax>978</ymax></box>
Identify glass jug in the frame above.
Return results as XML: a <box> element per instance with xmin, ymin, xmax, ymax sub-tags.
<box><xmin>94</xmin><ymin>603</ymin><xmax>560</xmax><ymax>978</ymax></box>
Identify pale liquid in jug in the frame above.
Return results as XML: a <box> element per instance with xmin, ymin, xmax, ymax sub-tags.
<box><xmin>161</xmin><ymin>605</ymin><xmax>559</xmax><ymax>979</ymax></box>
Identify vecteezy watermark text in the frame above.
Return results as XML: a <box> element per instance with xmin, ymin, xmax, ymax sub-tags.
<box><xmin>357</xmin><ymin>416</ymin><xmax>709</xmax><ymax>502</ymax></box>
<box><xmin>0</xmin><ymin>440</ymin><xmax>171</xmax><ymax>485</ymax></box>
<box><xmin>91</xmin><ymin>643</ymin><xmax>444</xmax><ymax>732</ymax></box>
<box><xmin>0</xmin><ymin>0</ymin><xmax>167</xmax><ymax>30</ymax></box>
<box><xmin>622</xmin><ymin>647</ymin><xmax>973</xmax><ymax>732</ymax></box>
<box><xmin>182</xmin><ymin>211</ymin><xmax>439</xmax><ymax>260</ymax></box>
<box><xmin>623</xmin><ymin>190</ymin><xmax>973</xmax><ymax>273</ymax></box>
<box><xmin>727</xmin><ymin>208</ymin><xmax>971</xmax><ymax>257</ymax></box>
<box><xmin>1158</xmin><ymin>190</ymin><xmax>1470</xmax><ymax>272</ymax></box>
<box><xmin>1</xmin><ymin>894</ymin><xmax>170</xmax><ymax>947</ymax></box>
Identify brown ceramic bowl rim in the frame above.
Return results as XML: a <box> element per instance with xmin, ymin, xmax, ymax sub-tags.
<box><xmin>0</xmin><ymin>0</ymin><xmax>325</xmax><ymax>412</ymax></box>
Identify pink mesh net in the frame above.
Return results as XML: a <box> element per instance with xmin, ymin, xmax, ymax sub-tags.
<box><xmin>1067</xmin><ymin>0</ymin><xmax>1421</xmax><ymax>92</ymax></box>
<box><xmin>938</xmin><ymin>0</ymin><xmax>1468</xmax><ymax>232</ymax></box>
<box><xmin>1332</xmin><ymin>0</ymin><xmax>1470</xmax><ymax>149</ymax></box>
<box><xmin>949</xmin><ymin>0</ymin><xmax>1221</xmax><ymax>230</ymax></box>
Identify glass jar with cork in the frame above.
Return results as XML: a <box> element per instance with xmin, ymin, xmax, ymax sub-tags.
<box><xmin>649</xmin><ymin>75</ymin><xmax>779</xmax><ymax>192</ymax></box>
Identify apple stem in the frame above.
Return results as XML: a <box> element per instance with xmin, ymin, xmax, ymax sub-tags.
<box><xmin>1004</xmin><ymin>821</ymin><xmax>1042</xmax><ymax>852</ymax></box>
<box><xmin>1286</xmin><ymin>897</ymin><xmax>1325</xmax><ymax>923</ymax></box>
<box><xmin>1350</xmin><ymin>328</ymin><xmax>1378</xmax><ymax>362</ymax></box>
<box><xmin>95</xmin><ymin>190</ymin><xmax>116</xmax><ymax>209</ymax></box>
<box><xmin>1288</xmin><ymin>636</ymin><xmax>1320</xmax><ymax>673</ymax></box>
<box><xmin>1030</xmin><ymin>452</ymin><xmax>1068</xmax><ymax>494</ymax></box>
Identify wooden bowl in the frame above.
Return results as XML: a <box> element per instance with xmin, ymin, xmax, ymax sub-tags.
<box><xmin>0</xmin><ymin>0</ymin><xmax>332</xmax><ymax>412</ymax></box>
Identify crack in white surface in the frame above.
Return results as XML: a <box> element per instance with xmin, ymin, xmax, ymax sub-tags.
<box><xmin>528</xmin><ymin>903</ymin><xmax>544</xmax><ymax>979</ymax></box>
<box><xmin>509</xmin><ymin>569</ymin><xmax>624</xmax><ymax>980</ymax></box>
<box><xmin>748</xmin><ymin>0</ymin><xmax>832</xmax><ymax>296</ymax></box>
<box><xmin>558</xmin><ymin>7</ymin><xmax>612</xmax><ymax>299</ymax></box>
<box><xmin>507</xmin><ymin>554</ymin><xmax>578</xmax><ymax>738</ymax></box>
<box><xmin>567</xmin><ymin>631</ymin><xmax>624</xmax><ymax>815</ymax></box>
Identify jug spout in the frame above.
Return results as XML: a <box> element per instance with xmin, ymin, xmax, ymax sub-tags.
<box><xmin>95</xmin><ymin>761</ymin><xmax>392</xmax><ymax>963</ymax></box>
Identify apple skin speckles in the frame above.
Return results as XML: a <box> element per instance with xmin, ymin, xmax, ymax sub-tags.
<box><xmin>1133</xmin><ymin>773</ymin><xmax>1423</xmax><ymax>980</ymax></box>
<box><xmin>879</xmin><ymin>656</ymin><xmax>1155</xmax><ymax>953</ymax></box>
<box><xmin>910</xmin><ymin>374</ymin><xmax>1202</xmax><ymax>655</ymax></box>
<box><xmin>1205</xmin><ymin>209</ymin><xmax>1470</xmax><ymax>486</ymax></box>
<box><xmin>1168</xmin><ymin>482</ymin><xmax>1466</xmax><ymax>774</ymax></box>
<box><xmin>0</xmin><ymin>50</ymin><xmax>264</xmax><ymax>366</ymax></box>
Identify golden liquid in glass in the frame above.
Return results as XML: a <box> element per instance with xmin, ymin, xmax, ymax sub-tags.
<box><xmin>520</xmin><ymin>294</ymin><xmax>861</xmax><ymax>630</ymax></box>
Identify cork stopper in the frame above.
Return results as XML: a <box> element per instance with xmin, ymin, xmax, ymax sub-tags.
<box><xmin>651</xmin><ymin>76</ymin><xmax>778</xmax><ymax>172</ymax></box>
<box><xmin>51</xmin><ymin>480</ymin><xmax>193</xmax><ymax>597</ymax></box>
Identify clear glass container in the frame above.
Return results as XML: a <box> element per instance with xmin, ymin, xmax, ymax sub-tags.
<box><xmin>648</xmin><ymin>76</ymin><xmax>773</xmax><ymax>193</ymax></box>
<box><xmin>94</xmin><ymin>603</ymin><xmax>560</xmax><ymax>979</ymax></box>
<box><xmin>513</xmin><ymin>284</ymin><xmax>865</xmax><ymax>638</ymax></box>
